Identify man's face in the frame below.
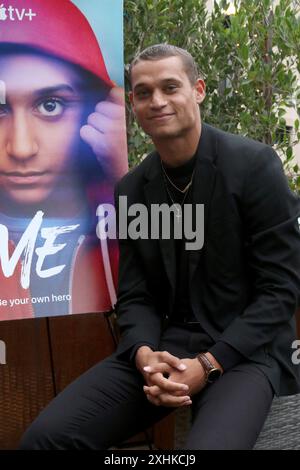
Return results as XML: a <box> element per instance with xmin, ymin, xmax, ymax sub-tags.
<box><xmin>130</xmin><ymin>56</ymin><xmax>205</xmax><ymax>142</ymax></box>
<box><xmin>0</xmin><ymin>53</ymin><xmax>87</xmax><ymax>211</ymax></box>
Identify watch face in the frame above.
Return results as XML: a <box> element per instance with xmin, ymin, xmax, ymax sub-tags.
<box><xmin>207</xmin><ymin>368</ymin><xmax>222</xmax><ymax>383</ymax></box>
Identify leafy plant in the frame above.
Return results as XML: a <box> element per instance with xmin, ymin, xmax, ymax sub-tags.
<box><xmin>124</xmin><ymin>0</ymin><xmax>300</xmax><ymax>191</ymax></box>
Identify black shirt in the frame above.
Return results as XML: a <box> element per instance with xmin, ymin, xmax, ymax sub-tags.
<box><xmin>160</xmin><ymin>155</ymin><xmax>244</xmax><ymax>371</ymax></box>
<box><xmin>162</xmin><ymin>154</ymin><xmax>197</xmax><ymax>322</ymax></box>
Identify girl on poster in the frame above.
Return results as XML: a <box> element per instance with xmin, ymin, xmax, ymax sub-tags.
<box><xmin>0</xmin><ymin>0</ymin><xmax>127</xmax><ymax>319</ymax></box>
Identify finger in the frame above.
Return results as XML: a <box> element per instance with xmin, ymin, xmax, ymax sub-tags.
<box><xmin>172</xmin><ymin>389</ymin><xmax>192</xmax><ymax>397</ymax></box>
<box><xmin>181</xmin><ymin>400</ymin><xmax>193</xmax><ymax>407</ymax></box>
<box><xmin>143</xmin><ymin>385</ymin><xmax>161</xmax><ymax>397</ymax></box>
<box><xmin>149</xmin><ymin>373</ymin><xmax>189</xmax><ymax>393</ymax></box>
<box><xmin>80</xmin><ymin>125</ymin><xmax>107</xmax><ymax>155</ymax></box>
<box><xmin>80</xmin><ymin>123</ymin><xmax>128</xmax><ymax>181</ymax></box>
<box><xmin>87</xmin><ymin>114</ymin><xmax>125</xmax><ymax>137</ymax></box>
<box><xmin>143</xmin><ymin>362</ymin><xmax>172</xmax><ymax>375</ymax></box>
<box><xmin>157</xmin><ymin>393</ymin><xmax>192</xmax><ymax>408</ymax></box>
<box><xmin>145</xmin><ymin>393</ymin><xmax>160</xmax><ymax>407</ymax></box>
<box><xmin>158</xmin><ymin>378</ymin><xmax>189</xmax><ymax>393</ymax></box>
<box><xmin>106</xmin><ymin>86</ymin><xmax>125</xmax><ymax>105</ymax></box>
<box><xmin>159</xmin><ymin>351</ymin><xmax>187</xmax><ymax>371</ymax></box>
<box><xmin>144</xmin><ymin>385</ymin><xmax>191</xmax><ymax>401</ymax></box>
<box><xmin>95</xmin><ymin>101</ymin><xmax>125</xmax><ymax>118</ymax></box>
<box><xmin>145</xmin><ymin>381</ymin><xmax>188</xmax><ymax>397</ymax></box>
<box><xmin>145</xmin><ymin>389</ymin><xmax>192</xmax><ymax>408</ymax></box>
<box><xmin>87</xmin><ymin>112</ymin><xmax>114</xmax><ymax>133</ymax></box>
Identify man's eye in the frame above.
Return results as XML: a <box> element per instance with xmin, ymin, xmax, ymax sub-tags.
<box><xmin>166</xmin><ymin>85</ymin><xmax>177</xmax><ymax>92</ymax></box>
<box><xmin>36</xmin><ymin>98</ymin><xmax>65</xmax><ymax>117</ymax></box>
<box><xmin>136</xmin><ymin>90</ymin><xmax>150</xmax><ymax>98</ymax></box>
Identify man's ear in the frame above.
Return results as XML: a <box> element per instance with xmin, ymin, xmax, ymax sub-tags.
<box><xmin>195</xmin><ymin>79</ymin><xmax>206</xmax><ymax>105</ymax></box>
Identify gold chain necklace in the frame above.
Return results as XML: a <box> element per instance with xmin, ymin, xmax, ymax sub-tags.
<box><xmin>160</xmin><ymin>159</ymin><xmax>195</xmax><ymax>195</ymax></box>
<box><xmin>162</xmin><ymin>170</ymin><xmax>193</xmax><ymax>222</ymax></box>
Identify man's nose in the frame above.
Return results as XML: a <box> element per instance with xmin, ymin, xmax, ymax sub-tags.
<box><xmin>6</xmin><ymin>111</ymin><xmax>38</xmax><ymax>160</ymax></box>
<box><xmin>150</xmin><ymin>90</ymin><xmax>167</xmax><ymax>109</ymax></box>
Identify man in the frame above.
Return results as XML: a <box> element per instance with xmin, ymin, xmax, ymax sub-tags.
<box><xmin>20</xmin><ymin>44</ymin><xmax>300</xmax><ymax>450</ymax></box>
<box><xmin>0</xmin><ymin>0</ymin><xmax>126</xmax><ymax>319</ymax></box>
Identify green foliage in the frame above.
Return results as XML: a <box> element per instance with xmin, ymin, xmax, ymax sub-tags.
<box><xmin>124</xmin><ymin>0</ymin><xmax>208</xmax><ymax>167</ymax></box>
<box><xmin>124</xmin><ymin>0</ymin><xmax>300</xmax><ymax>192</ymax></box>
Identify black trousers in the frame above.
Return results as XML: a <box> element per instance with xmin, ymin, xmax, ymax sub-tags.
<box><xmin>19</xmin><ymin>325</ymin><xmax>273</xmax><ymax>450</ymax></box>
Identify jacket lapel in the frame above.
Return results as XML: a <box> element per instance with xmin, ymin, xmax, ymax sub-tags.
<box><xmin>188</xmin><ymin>124</ymin><xmax>218</xmax><ymax>284</ymax></box>
<box><xmin>143</xmin><ymin>153</ymin><xmax>176</xmax><ymax>297</ymax></box>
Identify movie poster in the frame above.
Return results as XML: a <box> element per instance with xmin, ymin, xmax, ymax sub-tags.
<box><xmin>0</xmin><ymin>0</ymin><xmax>127</xmax><ymax>320</ymax></box>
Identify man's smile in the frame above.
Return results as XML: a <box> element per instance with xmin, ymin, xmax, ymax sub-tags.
<box><xmin>149</xmin><ymin>113</ymin><xmax>175</xmax><ymax>121</ymax></box>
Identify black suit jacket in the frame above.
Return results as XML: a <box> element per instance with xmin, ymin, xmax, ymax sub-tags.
<box><xmin>115</xmin><ymin>123</ymin><xmax>300</xmax><ymax>396</ymax></box>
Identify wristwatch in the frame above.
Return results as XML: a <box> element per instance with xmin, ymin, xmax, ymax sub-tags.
<box><xmin>197</xmin><ymin>353</ymin><xmax>223</xmax><ymax>384</ymax></box>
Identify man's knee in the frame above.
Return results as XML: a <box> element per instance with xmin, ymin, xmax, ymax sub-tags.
<box><xmin>19</xmin><ymin>417</ymin><xmax>63</xmax><ymax>450</ymax></box>
<box><xmin>19</xmin><ymin>416</ymin><xmax>110</xmax><ymax>450</ymax></box>
<box><xmin>19</xmin><ymin>404</ymin><xmax>83</xmax><ymax>450</ymax></box>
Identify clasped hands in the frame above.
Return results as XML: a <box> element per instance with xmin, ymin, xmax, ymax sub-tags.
<box><xmin>135</xmin><ymin>346</ymin><xmax>207</xmax><ymax>408</ymax></box>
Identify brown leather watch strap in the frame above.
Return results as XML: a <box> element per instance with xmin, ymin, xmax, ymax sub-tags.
<box><xmin>198</xmin><ymin>353</ymin><xmax>213</xmax><ymax>369</ymax></box>
<box><xmin>197</xmin><ymin>353</ymin><xmax>212</xmax><ymax>381</ymax></box>
<box><xmin>197</xmin><ymin>352</ymin><xmax>223</xmax><ymax>384</ymax></box>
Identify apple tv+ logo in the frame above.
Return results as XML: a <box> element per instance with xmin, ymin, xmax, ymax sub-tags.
<box><xmin>0</xmin><ymin>3</ymin><xmax>37</xmax><ymax>21</ymax></box>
